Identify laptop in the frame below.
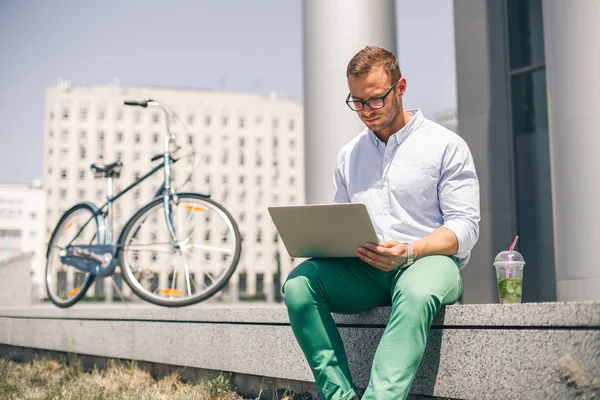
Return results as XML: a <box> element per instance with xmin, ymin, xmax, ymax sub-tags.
<box><xmin>268</xmin><ymin>203</ymin><xmax>379</xmax><ymax>258</ymax></box>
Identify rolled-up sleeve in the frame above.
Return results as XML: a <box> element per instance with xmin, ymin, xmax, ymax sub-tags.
<box><xmin>439</xmin><ymin>139</ymin><xmax>480</xmax><ymax>259</ymax></box>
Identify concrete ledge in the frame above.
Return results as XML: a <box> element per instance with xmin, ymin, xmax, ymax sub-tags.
<box><xmin>1</xmin><ymin>302</ymin><xmax>599</xmax><ymax>399</ymax></box>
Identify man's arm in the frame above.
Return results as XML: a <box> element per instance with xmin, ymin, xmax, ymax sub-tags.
<box><xmin>333</xmin><ymin>149</ymin><xmax>351</xmax><ymax>203</ymax></box>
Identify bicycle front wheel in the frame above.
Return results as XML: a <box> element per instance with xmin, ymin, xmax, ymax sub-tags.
<box><xmin>46</xmin><ymin>203</ymin><xmax>102</xmax><ymax>307</ymax></box>
<box><xmin>118</xmin><ymin>193</ymin><xmax>241</xmax><ymax>307</ymax></box>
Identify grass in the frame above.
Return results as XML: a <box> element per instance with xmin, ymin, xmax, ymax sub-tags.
<box><xmin>0</xmin><ymin>356</ymin><xmax>307</xmax><ymax>400</ymax></box>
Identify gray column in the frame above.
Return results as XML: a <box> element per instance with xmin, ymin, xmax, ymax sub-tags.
<box><xmin>453</xmin><ymin>0</ymin><xmax>515</xmax><ymax>303</ymax></box>
<box><xmin>542</xmin><ymin>1</ymin><xmax>600</xmax><ymax>301</ymax></box>
<box><xmin>303</xmin><ymin>0</ymin><xmax>397</xmax><ymax>204</ymax></box>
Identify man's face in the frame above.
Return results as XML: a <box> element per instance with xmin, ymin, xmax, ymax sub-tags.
<box><xmin>347</xmin><ymin>68</ymin><xmax>405</xmax><ymax>134</ymax></box>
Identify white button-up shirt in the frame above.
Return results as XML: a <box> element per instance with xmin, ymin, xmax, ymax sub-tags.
<box><xmin>333</xmin><ymin>109</ymin><xmax>480</xmax><ymax>268</ymax></box>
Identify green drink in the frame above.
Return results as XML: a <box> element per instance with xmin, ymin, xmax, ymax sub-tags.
<box><xmin>497</xmin><ymin>277</ymin><xmax>523</xmax><ymax>303</ymax></box>
<box><xmin>494</xmin><ymin>250</ymin><xmax>525</xmax><ymax>304</ymax></box>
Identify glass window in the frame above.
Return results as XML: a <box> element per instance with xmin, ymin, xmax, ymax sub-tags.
<box><xmin>507</xmin><ymin>0</ymin><xmax>545</xmax><ymax>69</ymax></box>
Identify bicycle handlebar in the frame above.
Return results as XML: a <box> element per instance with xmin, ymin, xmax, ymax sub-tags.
<box><xmin>124</xmin><ymin>100</ymin><xmax>150</xmax><ymax>108</ymax></box>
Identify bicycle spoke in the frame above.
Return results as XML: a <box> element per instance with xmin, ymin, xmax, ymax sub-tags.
<box><xmin>186</xmin><ymin>244</ymin><xmax>234</xmax><ymax>254</ymax></box>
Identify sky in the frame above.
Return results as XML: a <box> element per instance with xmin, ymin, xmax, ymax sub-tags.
<box><xmin>0</xmin><ymin>0</ymin><xmax>457</xmax><ymax>184</ymax></box>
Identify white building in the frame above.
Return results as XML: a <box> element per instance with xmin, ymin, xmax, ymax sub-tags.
<box><xmin>44</xmin><ymin>82</ymin><xmax>304</xmax><ymax>303</ymax></box>
<box><xmin>0</xmin><ymin>181</ymin><xmax>46</xmax><ymax>300</ymax></box>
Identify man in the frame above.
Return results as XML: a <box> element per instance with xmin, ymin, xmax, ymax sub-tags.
<box><xmin>283</xmin><ymin>46</ymin><xmax>480</xmax><ymax>400</ymax></box>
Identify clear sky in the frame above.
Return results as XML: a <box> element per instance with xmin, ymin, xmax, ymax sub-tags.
<box><xmin>0</xmin><ymin>0</ymin><xmax>456</xmax><ymax>184</ymax></box>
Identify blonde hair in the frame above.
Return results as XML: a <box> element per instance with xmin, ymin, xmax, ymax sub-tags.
<box><xmin>346</xmin><ymin>46</ymin><xmax>401</xmax><ymax>83</ymax></box>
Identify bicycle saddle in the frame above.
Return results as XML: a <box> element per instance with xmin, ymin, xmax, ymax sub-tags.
<box><xmin>90</xmin><ymin>160</ymin><xmax>123</xmax><ymax>179</ymax></box>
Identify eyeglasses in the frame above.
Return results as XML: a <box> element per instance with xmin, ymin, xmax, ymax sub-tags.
<box><xmin>345</xmin><ymin>80</ymin><xmax>399</xmax><ymax>111</ymax></box>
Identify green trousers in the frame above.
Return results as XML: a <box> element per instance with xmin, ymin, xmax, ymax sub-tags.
<box><xmin>283</xmin><ymin>255</ymin><xmax>463</xmax><ymax>400</ymax></box>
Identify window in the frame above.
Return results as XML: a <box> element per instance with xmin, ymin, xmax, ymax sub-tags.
<box><xmin>78</xmin><ymin>189</ymin><xmax>85</xmax><ymax>198</ymax></box>
<box><xmin>256</xmin><ymin>229</ymin><xmax>262</xmax><ymax>243</ymax></box>
<box><xmin>222</xmin><ymin>175</ymin><xmax>228</xmax><ymax>184</ymax></box>
<box><xmin>80</xmin><ymin>130</ymin><xmax>86</xmax><ymax>140</ymax></box>
<box><xmin>134</xmin><ymin>152</ymin><xmax>140</xmax><ymax>161</ymax></box>
<box><xmin>134</xmin><ymin>111</ymin><xmax>141</xmax><ymax>124</ymax></box>
<box><xmin>60</xmin><ymin>189</ymin><xmax>67</xmax><ymax>199</ymax></box>
<box><xmin>62</xmin><ymin>130</ymin><xmax>69</xmax><ymax>142</ymax></box>
<box><xmin>134</xmin><ymin>133</ymin><xmax>141</xmax><ymax>144</ymax></box>
<box><xmin>239</xmin><ymin>213</ymin><xmax>245</xmax><ymax>222</ymax></box>
<box><xmin>238</xmin><ymin>117</ymin><xmax>245</xmax><ymax>128</ymax></box>
<box><xmin>205</xmin><ymin>115</ymin><xmax>211</xmax><ymax>126</ymax></box>
<box><xmin>290</xmin><ymin>139</ymin><xmax>295</xmax><ymax>148</ymax></box>
<box><xmin>256</xmin><ymin>176</ymin><xmax>262</xmax><ymax>185</ymax></box>
<box><xmin>80</xmin><ymin>147</ymin><xmax>86</xmax><ymax>160</ymax></box>
<box><xmin>98</xmin><ymin>109</ymin><xmax>105</xmax><ymax>121</ymax></box>
<box><xmin>152</xmin><ymin>113</ymin><xmax>159</xmax><ymax>123</ymax></box>
<box><xmin>205</xmin><ymin>175</ymin><xmax>211</xmax><ymax>184</ymax></box>
<box><xmin>188</xmin><ymin>114</ymin><xmax>195</xmax><ymax>125</ymax></box>
<box><xmin>238</xmin><ymin>272</ymin><xmax>247</xmax><ymax>294</ymax></box>
<box><xmin>116</xmin><ymin>151</ymin><xmax>122</xmax><ymax>160</ymax></box>
<box><xmin>116</xmin><ymin>131</ymin><xmax>123</xmax><ymax>142</ymax></box>
<box><xmin>239</xmin><ymin>175</ymin><xmax>245</xmax><ymax>184</ymax></box>
<box><xmin>272</xmin><ymin>118</ymin><xmax>278</xmax><ymax>130</ymax></box>
<box><xmin>62</xmin><ymin>109</ymin><xmax>69</xmax><ymax>119</ymax></box>
<box><xmin>289</xmin><ymin>119</ymin><xmax>295</xmax><ymax>131</ymax></box>
<box><xmin>290</xmin><ymin>176</ymin><xmax>296</xmax><ymax>186</ymax></box>
<box><xmin>222</xmin><ymin>116</ymin><xmax>228</xmax><ymax>126</ymax></box>
<box><xmin>116</xmin><ymin>111</ymin><xmax>123</xmax><ymax>121</ymax></box>
<box><xmin>239</xmin><ymin>154</ymin><xmax>245</xmax><ymax>165</ymax></box>
<box><xmin>153</xmin><ymin>134</ymin><xmax>159</xmax><ymax>144</ymax></box>
<box><xmin>48</xmin><ymin>148</ymin><xmax>53</xmax><ymax>156</ymax></box>
<box><xmin>61</xmin><ymin>169</ymin><xmax>68</xmax><ymax>179</ymax></box>
<box><xmin>79</xmin><ymin>170</ymin><xmax>85</xmax><ymax>180</ymax></box>
<box><xmin>239</xmin><ymin>137</ymin><xmax>245</xmax><ymax>147</ymax></box>
<box><xmin>80</xmin><ymin>108</ymin><xmax>88</xmax><ymax>121</ymax></box>
<box><xmin>290</xmin><ymin>158</ymin><xmax>295</xmax><ymax>167</ymax></box>
<box><xmin>272</xmin><ymin>137</ymin><xmax>278</xmax><ymax>148</ymax></box>
<box><xmin>256</xmin><ymin>273</ymin><xmax>264</xmax><ymax>294</ymax></box>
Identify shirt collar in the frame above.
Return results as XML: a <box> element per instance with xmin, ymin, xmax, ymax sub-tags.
<box><xmin>370</xmin><ymin>109</ymin><xmax>424</xmax><ymax>147</ymax></box>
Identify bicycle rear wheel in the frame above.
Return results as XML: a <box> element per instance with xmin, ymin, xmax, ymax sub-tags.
<box><xmin>46</xmin><ymin>203</ymin><xmax>103</xmax><ymax>307</ymax></box>
<box><xmin>118</xmin><ymin>193</ymin><xmax>241</xmax><ymax>307</ymax></box>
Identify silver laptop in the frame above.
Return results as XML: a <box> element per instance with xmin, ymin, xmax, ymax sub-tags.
<box><xmin>268</xmin><ymin>203</ymin><xmax>379</xmax><ymax>258</ymax></box>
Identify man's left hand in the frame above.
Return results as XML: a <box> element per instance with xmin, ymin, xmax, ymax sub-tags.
<box><xmin>357</xmin><ymin>241</ymin><xmax>408</xmax><ymax>272</ymax></box>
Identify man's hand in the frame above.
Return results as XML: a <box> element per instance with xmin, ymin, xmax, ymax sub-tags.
<box><xmin>356</xmin><ymin>240</ymin><xmax>408</xmax><ymax>272</ymax></box>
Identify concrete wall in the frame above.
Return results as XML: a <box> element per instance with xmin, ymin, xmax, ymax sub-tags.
<box><xmin>0</xmin><ymin>252</ymin><xmax>33</xmax><ymax>306</ymax></box>
<box><xmin>1</xmin><ymin>303</ymin><xmax>599</xmax><ymax>399</ymax></box>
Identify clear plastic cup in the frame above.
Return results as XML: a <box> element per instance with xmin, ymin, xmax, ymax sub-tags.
<box><xmin>494</xmin><ymin>251</ymin><xmax>525</xmax><ymax>303</ymax></box>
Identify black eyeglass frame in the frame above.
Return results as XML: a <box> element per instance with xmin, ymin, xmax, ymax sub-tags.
<box><xmin>345</xmin><ymin>80</ymin><xmax>399</xmax><ymax>111</ymax></box>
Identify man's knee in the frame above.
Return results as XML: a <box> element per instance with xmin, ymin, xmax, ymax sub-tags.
<box><xmin>282</xmin><ymin>259</ymin><xmax>324</xmax><ymax>311</ymax></box>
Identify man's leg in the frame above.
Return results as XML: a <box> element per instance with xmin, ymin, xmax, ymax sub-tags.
<box><xmin>362</xmin><ymin>255</ymin><xmax>463</xmax><ymax>400</ymax></box>
<box><xmin>283</xmin><ymin>258</ymin><xmax>394</xmax><ymax>400</ymax></box>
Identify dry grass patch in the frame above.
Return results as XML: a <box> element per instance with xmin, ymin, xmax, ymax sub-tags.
<box><xmin>0</xmin><ymin>357</ymin><xmax>251</xmax><ymax>400</ymax></box>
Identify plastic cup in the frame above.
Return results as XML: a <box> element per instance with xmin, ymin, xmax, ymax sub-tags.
<box><xmin>494</xmin><ymin>250</ymin><xmax>525</xmax><ymax>303</ymax></box>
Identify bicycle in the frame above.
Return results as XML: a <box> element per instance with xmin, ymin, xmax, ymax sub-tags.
<box><xmin>45</xmin><ymin>99</ymin><xmax>242</xmax><ymax>307</ymax></box>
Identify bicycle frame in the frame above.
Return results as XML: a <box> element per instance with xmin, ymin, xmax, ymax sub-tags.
<box><xmin>58</xmin><ymin>100</ymin><xmax>209</xmax><ymax>277</ymax></box>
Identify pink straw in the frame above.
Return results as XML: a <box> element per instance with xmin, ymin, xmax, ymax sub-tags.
<box><xmin>506</xmin><ymin>236</ymin><xmax>519</xmax><ymax>278</ymax></box>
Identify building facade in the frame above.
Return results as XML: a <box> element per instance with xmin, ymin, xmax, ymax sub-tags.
<box><xmin>44</xmin><ymin>83</ymin><xmax>304</xmax><ymax>303</ymax></box>
<box><xmin>0</xmin><ymin>181</ymin><xmax>46</xmax><ymax>299</ymax></box>
<box><xmin>454</xmin><ymin>0</ymin><xmax>600</xmax><ymax>302</ymax></box>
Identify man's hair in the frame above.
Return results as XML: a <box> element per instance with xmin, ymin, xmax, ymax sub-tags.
<box><xmin>346</xmin><ymin>46</ymin><xmax>402</xmax><ymax>83</ymax></box>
